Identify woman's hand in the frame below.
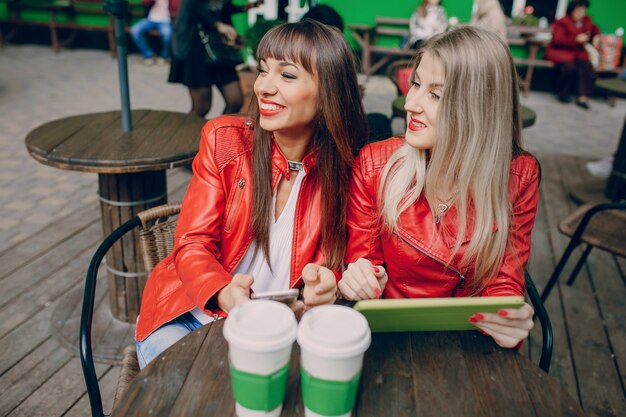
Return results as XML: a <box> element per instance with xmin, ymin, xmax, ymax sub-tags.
<box><xmin>216</xmin><ymin>273</ymin><xmax>253</xmax><ymax>313</ymax></box>
<box><xmin>215</xmin><ymin>22</ymin><xmax>238</xmax><ymax>42</ymax></box>
<box><xmin>338</xmin><ymin>258</ymin><xmax>388</xmax><ymax>300</ymax></box>
<box><xmin>470</xmin><ymin>302</ymin><xmax>535</xmax><ymax>348</ymax></box>
<box><xmin>301</xmin><ymin>263</ymin><xmax>338</xmax><ymax>307</ymax></box>
<box><xmin>576</xmin><ymin>32</ymin><xmax>590</xmax><ymax>44</ymax></box>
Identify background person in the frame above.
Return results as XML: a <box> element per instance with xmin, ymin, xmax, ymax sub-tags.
<box><xmin>545</xmin><ymin>0</ymin><xmax>600</xmax><ymax>109</ymax></box>
<box><xmin>130</xmin><ymin>0</ymin><xmax>179</xmax><ymax>66</ymax></box>
<box><xmin>406</xmin><ymin>0</ymin><xmax>448</xmax><ymax>49</ymax></box>
<box><xmin>168</xmin><ymin>0</ymin><xmax>262</xmax><ymax>117</ymax></box>
<box><xmin>470</xmin><ymin>0</ymin><xmax>507</xmax><ymax>41</ymax></box>
<box><xmin>135</xmin><ymin>20</ymin><xmax>369</xmax><ymax>368</ymax></box>
<box><xmin>339</xmin><ymin>27</ymin><xmax>539</xmax><ymax>349</ymax></box>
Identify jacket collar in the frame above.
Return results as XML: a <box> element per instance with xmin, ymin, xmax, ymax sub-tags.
<box><xmin>270</xmin><ymin>138</ymin><xmax>318</xmax><ymax>180</ymax></box>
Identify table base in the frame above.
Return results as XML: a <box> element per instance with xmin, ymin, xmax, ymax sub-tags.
<box><xmin>99</xmin><ymin>171</ymin><xmax>167</xmax><ymax>323</ymax></box>
<box><xmin>51</xmin><ymin>279</ymin><xmax>135</xmax><ymax>363</ymax></box>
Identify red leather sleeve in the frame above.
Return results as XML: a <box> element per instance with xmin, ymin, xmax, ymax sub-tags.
<box><xmin>345</xmin><ymin>146</ymin><xmax>385</xmax><ymax>267</ymax></box>
<box><xmin>171</xmin><ymin>121</ymin><xmax>233</xmax><ymax>310</ymax></box>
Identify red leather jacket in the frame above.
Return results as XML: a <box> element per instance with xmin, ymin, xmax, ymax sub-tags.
<box><xmin>136</xmin><ymin>116</ymin><xmax>329</xmax><ymax>341</ymax></box>
<box><xmin>545</xmin><ymin>15</ymin><xmax>599</xmax><ymax>64</ymax></box>
<box><xmin>345</xmin><ymin>138</ymin><xmax>540</xmax><ymax>298</ymax></box>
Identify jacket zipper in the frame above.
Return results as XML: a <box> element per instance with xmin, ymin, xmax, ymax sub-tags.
<box><xmin>396</xmin><ymin>231</ymin><xmax>466</xmax><ymax>296</ymax></box>
<box><xmin>225</xmin><ymin>178</ymin><xmax>245</xmax><ymax>231</ymax></box>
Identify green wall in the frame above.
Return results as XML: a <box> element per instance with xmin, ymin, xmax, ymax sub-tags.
<box><xmin>588</xmin><ymin>0</ymin><xmax>626</xmax><ymax>33</ymax></box>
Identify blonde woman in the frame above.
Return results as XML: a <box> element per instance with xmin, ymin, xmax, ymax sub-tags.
<box><xmin>339</xmin><ymin>27</ymin><xmax>539</xmax><ymax>349</ymax></box>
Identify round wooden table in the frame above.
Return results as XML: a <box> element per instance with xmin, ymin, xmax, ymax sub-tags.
<box><xmin>26</xmin><ymin>109</ymin><xmax>206</xmax><ymax>323</ymax></box>
<box><xmin>392</xmin><ymin>96</ymin><xmax>537</xmax><ymax>129</ymax></box>
<box><xmin>111</xmin><ymin>320</ymin><xmax>586</xmax><ymax>417</ymax></box>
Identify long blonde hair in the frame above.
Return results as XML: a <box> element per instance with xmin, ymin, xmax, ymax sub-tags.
<box><xmin>379</xmin><ymin>27</ymin><xmax>524</xmax><ymax>292</ymax></box>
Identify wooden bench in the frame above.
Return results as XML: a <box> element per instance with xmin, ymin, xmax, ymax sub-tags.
<box><xmin>348</xmin><ymin>17</ymin><xmax>415</xmax><ymax>77</ymax></box>
<box><xmin>0</xmin><ymin>0</ymin><xmax>147</xmax><ymax>56</ymax></box>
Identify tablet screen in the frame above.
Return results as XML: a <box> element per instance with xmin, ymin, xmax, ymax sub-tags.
<box><xmin>353</xmin><ymin>296</ymin><xmax>525</xmax><ymax>332</ymax></box>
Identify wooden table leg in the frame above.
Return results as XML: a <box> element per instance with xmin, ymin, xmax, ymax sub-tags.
<box><xmin>98</xmin><ymin>171</ymin><xmax>167</xmax><ymax>323</ymax></box>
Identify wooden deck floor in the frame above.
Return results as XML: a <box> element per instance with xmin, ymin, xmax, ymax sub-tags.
<box><xmin>0</xmin><ymin>156</ymin><xmax>624</xmax><ymax>417</ymax></box>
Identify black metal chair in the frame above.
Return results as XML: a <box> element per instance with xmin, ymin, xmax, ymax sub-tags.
<box><xmin>540</xmin><ymin>200</ymin><xmax>626</xmax><ymax>303</ymax></box>
<box><xmin>525</xmin><ymin>271</ymin><xmax>553</xmax><ymax>373</ymax></box>
<box><xmin>80</xmin><ymin>203</ymin><xmax>181</xmax><ymax>417</ymax></box>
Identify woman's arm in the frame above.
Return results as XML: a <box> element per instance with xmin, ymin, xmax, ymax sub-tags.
<box><xmin>171</xmin><ymin>121</ymin><xmax>238</xmax><ymax>312</ymax></box>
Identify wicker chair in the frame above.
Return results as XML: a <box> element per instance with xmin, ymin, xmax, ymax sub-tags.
<box><xmin>540</xmin><ymin>199</ymin><xmax>626</xmax><ymax>302</ymax></box>
<box><xmin>80</xmin><ymin>203</ymin><xmax>182</xmax><ymax>417</ymax></box>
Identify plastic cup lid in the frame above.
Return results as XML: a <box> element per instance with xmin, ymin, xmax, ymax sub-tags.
<box><xmin>223</xmin><ymin>300</ymin><xmax>297</xmax><ymax>352</ymax></box>
<box><xmin>297</xmin><ymin>305</ymin><xmax>371</xmax><ymax>359</ymax></box>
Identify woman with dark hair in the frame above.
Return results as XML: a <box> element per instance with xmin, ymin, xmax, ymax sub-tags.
<box><xmin>406</xmin><ymin>0</ymin><xmax>448</xmax><ymax>49</ymax></box>
<box><xmin>545</xmin><ymin>0</ymin><xmax>600</xmax><ymax>109</ymax></box>
<box><xmin>135</xmin><ymin>20</ymin><xmax>369</xmax><ymax>368</ymax></box>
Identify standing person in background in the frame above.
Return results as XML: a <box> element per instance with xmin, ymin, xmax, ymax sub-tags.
<box><xmin>406</xmin><ymin>0</ymin><xmax>448</xmax><ymax>49</ymax></box>
<box><xmin>470</xmin><ymin>0</ymin><xmax>507</xmax><ymax>41</ymax></box>
<box><xmin>131</xmin><ymin>0</ymin><xmax>180</xmax><ymax>66</ymax></box>
<box><xmin>545</xmin><ymin>0</ymin><xmax>600</xmax><ymax>109</ymax></box>
<box><xmin>168</xmin><ymin>0</ymin><xmax>263</xmax><ymax>118</ymax></box>
<box><xmin>339</xmin><ymin>27</ymin><xmax>539</xmax><ymax>349</ymax></box>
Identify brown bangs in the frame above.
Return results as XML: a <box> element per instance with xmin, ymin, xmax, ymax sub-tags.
<box><xmin>255</xmin><ymin>22</ymin><xmax>317</xmax><ymax>73</ymax></box>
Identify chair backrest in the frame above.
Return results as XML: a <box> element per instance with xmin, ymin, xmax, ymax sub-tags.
<box><xmin>80</xmin><ymin>203</ymin><xmax>181</xmax><ymax>417</ymax></box>
<box><xmin>525</xmin><ymin>270</ymin><xmax>553</xmax><ymax>373</ymax></box>
<box><xmin>386</xmin><ymin>58</ymin><xmax>413</xmax><ymax>96</ymax></box>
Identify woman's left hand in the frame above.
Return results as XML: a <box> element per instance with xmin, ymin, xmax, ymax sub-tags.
<box><xmin>470</xmin><ymin>302</ymin><xmax>535</xmax><ymax>348</ymax></box>
<box><xmin>301</xmin><ymin>263</ymin><xmax>338</xmax><ymax>307</ymax></box>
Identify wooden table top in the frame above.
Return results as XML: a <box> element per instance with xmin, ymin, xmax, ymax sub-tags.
<box><xmin>596</xmin><ymin>78</ymin><xmax>626</xmax><ymax>99</ymax></box>
<box><xmin>25</xmin><ymin>110</ymin><xmax>207</xmax><ymax>174</ymax></box>
<box><xmin>112</xmin><ymin>320</ymin><xmax>586</xmax><ymax>417</ymax></box>
<box><xmin>392</xmin><ymin>96</ymin><xmax>537</xmax><ymax>129</ymax></box>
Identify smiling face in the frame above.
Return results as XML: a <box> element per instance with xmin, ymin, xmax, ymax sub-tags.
<box><xmin>404</xmin><ymin>51</ymin><xmax>445</xmax><ymax>150</ymax></box>
<box><xmin>254</xmin><ymin>57</ymin><xmax>320</xmax><ymax>143</ymax></box>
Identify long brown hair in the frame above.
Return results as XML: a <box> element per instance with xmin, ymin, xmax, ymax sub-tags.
<box><xmin>249</xmin><ymin>20</ymin><xmax>368</xmax><ymax>270</ymax></box>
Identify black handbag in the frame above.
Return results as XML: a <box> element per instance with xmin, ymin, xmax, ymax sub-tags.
<box><xmin>197</xmin><ymin>23</ymin><xmax>244</xmax><ymax>67</ymax></box>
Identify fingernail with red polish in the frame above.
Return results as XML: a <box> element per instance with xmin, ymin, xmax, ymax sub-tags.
<box><xmin>374</xmin><ymin>288</ymin><xmax>382</xmax><ymax>298</ymax></box>
<box><xmin>469</xmin><ymin>316</ymin><xmax>478</xmax><ymax>323</ymax></box>
<box><xmin>498</xmin><ymin>310</ymin><xmax>508</xmax><ymax>317</ymax></box>
<box><xmin>474</xmin><ymin>313</ymin><xmax>484</xmax><ymax>321</ymax></box>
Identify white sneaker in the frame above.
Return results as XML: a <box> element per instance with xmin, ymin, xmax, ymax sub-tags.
<box><xmin>142</xmin><ymin>57</ymin><xmax>155</xmax><ymax>67</ymax></box>
<box><xmin>586</xmin><ymin>156</ymin><xmax>613</xmax><ymax>178</ymax></box>
<box><xmin>156</xmin><ymin>57</ymin><xmax>171</xmax><ymax>65</ymax></box>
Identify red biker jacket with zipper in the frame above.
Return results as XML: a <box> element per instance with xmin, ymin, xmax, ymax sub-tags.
<box><xmin>136</xmin><ymin>115</ymin><xmax>330</xmax><ymax>341</ymax></box>
<box><xmin>345</xmin><ymin>137</ymin><xmax>540</xmax><ymax>298</ymax></box>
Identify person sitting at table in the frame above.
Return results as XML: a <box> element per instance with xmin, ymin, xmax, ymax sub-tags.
<box><xmin>545</xmin><ymin>0</ymin><xmax>600</xmax><ymax>109</ymax></box>
<box><xmin>405</xmin><ymin>0</ymin><xmax>448</xmax><ymax>49</ymax></box>
<box><xmin>337</xmin><ymin>27</ymin><xmax>539</xmax><ymax>349</ymax></box>
<box><xmin>470</xmin><ymin>0</ymin><xmax>507</xmax><ymax>41</ymax></box>
<box><xmin>133</xmin><ymin>20</ymin><xmax>369</xmax><ymax>369</ymax></box>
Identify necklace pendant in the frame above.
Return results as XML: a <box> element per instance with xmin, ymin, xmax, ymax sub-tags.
<box><xmin>434</xmin><ymin>214</ymin><xmax>441</xmax><ymax>224</ymax></box>
<box><xmin>437</xmin><ymin>203</ymin><xmax>449</xmax><ymax>212</ymax></box>
<box><xmin>287</xmin><ymin>160</ymin><xmax>304</xmax><ymax>171</ymax></box>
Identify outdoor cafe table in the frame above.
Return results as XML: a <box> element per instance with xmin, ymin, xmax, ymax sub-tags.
<box><xmin>569</xmin><ymin>77</ymin><xmax>626</xmax><ymax>203</ymax></box>
<box><xmin>25</xmin><ymin>109</ymin><xmax>206</xmax><ymax>323</ymax></box>
<box><xmin>392</xmin><ymin>96</ymin><xmax>537</xmax><ymax>129</ymax></box>
<box><xmin>111</xmin><ymin>319</ymin><xmax>586</xmax><ymax>417</ymax></box>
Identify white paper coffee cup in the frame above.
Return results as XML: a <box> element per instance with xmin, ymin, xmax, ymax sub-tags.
<box><xmin>297</xmin><ymin>305</ymin><xmax>371</xmax><ymax>417</ymax></box>
<box><xmin>224</xmin><ymin>300</ymin><xmax>298</xmax><ymax>417</ymax></box>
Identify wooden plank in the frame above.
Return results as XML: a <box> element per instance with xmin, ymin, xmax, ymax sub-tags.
<box><xmin>5</xmin><ymin>357</ymin><xmax>109</xmax><ymax>417</ymax></box>
<box><xmin>533</xmin><ymin>154</ymin><xmax>579</xmax><ymax>398</ymax></box>
<box><xmin>63</xmin><ymin>365</ymin><xmax>121</xmax><ymax>417</ymax></box>
<box><xmin>0</xmin><ymin>243</ymin><xmax>93</xmax><ymax>338</ymax></box>
<box><xmin>0</xmin><ymin>203</ymin><xmax>99</xmax><ymax>281</ymax></box>
<box><xmin>561</xmin><ymin>157</ymin><xmax>626</xmax><ymax>417</ymax></box>
<box><xmin>0</xmin><ymin>220</ymin><xmax>100</xmax><ymax>310</ymax></box>
<box><xmin>0</xmin><ymin>338</ymin><xmax>73</xmax><ymax>416</ymax></box>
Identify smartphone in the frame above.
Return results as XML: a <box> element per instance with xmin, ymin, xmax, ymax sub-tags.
<box><xmin>250</xmin><ymin>288</ymin><xmax>299</xmax><ymax>305</ymax></box>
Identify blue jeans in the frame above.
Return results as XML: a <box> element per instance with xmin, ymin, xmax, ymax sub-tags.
<box><xmin>135</xmin><ymin>312</ymin><xmax>203</xmax><ymax>369</ymax></box>
<box><xmin>130</xmin><ymin>18</ymin><xmax>172</xmax><ymax>59</ymax></box>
